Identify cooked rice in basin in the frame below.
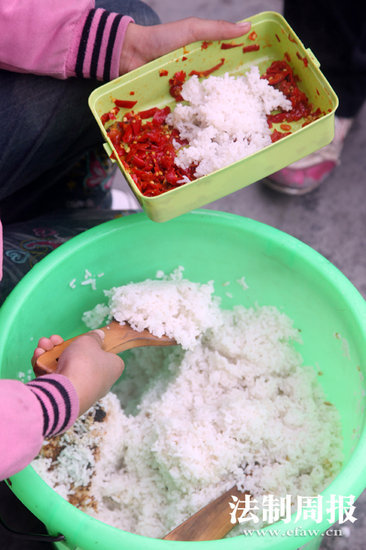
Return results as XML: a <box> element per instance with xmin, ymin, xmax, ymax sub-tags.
<box><xmin>32</xmin><ymin>268</ymin><xmax>343</xmax><ymax>537</ymax></box>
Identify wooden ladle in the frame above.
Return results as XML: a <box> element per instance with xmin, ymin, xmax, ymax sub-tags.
<box><xmin>33</xmin><ymin>320</ymin><xmax>176</xmax><ymax>376</ymax></box>
<box><xmin>163</xmin><ymin>485</ymin><xmax>249</xmax><ymax>541</ymax></box>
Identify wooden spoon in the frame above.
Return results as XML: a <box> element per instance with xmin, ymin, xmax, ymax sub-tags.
<box><xmin>33</xmin><ymin>320</ymin><xmax>176</xmax><ymax>376</ymax></box>
<box><xmin>163</xmin><ymin>485</ymin><xmax>249</xmax><ymax>541</ymax></box>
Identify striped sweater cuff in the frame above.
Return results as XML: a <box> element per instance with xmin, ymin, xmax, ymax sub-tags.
<box><xmin>26</xmin><ymin>375</ymin><xmax>79</xmax><ymax>438</ymax></box>
<box><xmin>66</xmin><ymin>9</ymin><xmax>134</xmax><ymax>81</ymax></box>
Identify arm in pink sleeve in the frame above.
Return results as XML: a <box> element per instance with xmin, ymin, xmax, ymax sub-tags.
<box><xmin>0</xmin><ymin>375</ymin><xmax>79</xmax><ymax>480</ymax></box>
<box><xmin>0</xmin><ymin>1</ymin><xmax>133</xmax><ymax>81</ymax></box>
<box><xmin>66</xmin><ymin>9</ymin><xmax>134</xmax><ymax>81</ymax></box>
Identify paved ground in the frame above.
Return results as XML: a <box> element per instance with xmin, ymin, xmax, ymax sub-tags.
<box><xmin>0</xmin><ymin>1</ymin><xmax>365</xmax><ymax>549</ymax></box>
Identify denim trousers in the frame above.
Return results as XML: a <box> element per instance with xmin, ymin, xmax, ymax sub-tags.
<box><xmin>0</xmin><ymin>0</ymin><xmax>160</xmax><ymax>224</ymax></box>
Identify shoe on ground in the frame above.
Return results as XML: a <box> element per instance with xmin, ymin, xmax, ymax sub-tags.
<box><xmin>264</xmin><ymin>117</ymin><xmax>353</xmax><ymax>195</ymax></box>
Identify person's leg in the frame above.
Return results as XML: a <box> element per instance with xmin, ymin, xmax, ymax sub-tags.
<box><xmin>0</xmin><ymin>0</ymin><xmax>160</xmax><ymax>223</ymax></box>
<box><xmin>0</xmin><ymin>209</ymin><xmax>135</xmax><ymax>305</ymax></box>
<box><xmin>284</xmin><ymin>0</ymin><xmax>366</xmax><ymax>118</ymax></box>
<box><xmin>265</xmin><ymin>0</ymin><xmax>366</xmax><ymax>195</ymax></box>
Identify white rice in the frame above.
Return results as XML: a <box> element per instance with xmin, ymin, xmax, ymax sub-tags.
<box><xmin>82</xmin><ymin>266</ymin><xmax>220</xmax><ymax>350</ymax></box>
<box><xmin>33</xmin><ymin>268</ymin><xmax>343</xmax><ymax>538</ymax></box>
<box><xmin>166</xmin><ymin>65</ymin><xmax>292</xmax><ymax>178</ymax></box>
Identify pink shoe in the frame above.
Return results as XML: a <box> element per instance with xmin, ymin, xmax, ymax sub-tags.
<box><xmin>264</xmin><ymin>117</ymin><xmax>353</xmax><ymax>195</ymax></box>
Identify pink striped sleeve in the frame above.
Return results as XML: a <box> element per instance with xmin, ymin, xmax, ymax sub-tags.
<box><xmin>65</xmin><ymin>9</ymin><xmax>134</xmax><ymax>81</ymax></box>
<box><xmin>0</xmin><ymin>375</ymin><xmax>79</xmax><ymax>480</ymax></box>
<box><xmin>27</xmin><ymin>374</ymin><xmax>79</xmax><ymax>437</ymax></box>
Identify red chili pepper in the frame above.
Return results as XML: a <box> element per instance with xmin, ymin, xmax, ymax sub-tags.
<box><xmin>271</xmin><ymin>129</ymin><xmax>291</xmax><ymax>142</ymax></box>
<box><xmin>139</xmin><ymin>107</ymin><xmax>160</xmax><ymax>119</ymax></box>
<box><xmin>131</xmin><ymin>117</ymin><xmax>142</xmax><ymax>136</ymax></box>
<box><xmin>166</xmin><ymin>167</ymin><xmax>179</xmax><ymax>185</ymax></box>
<box><xmin>159</xmin><ymin>69</ymin><xmax>168</xmax><ymax>77</ymax></box>
<box><xmin>264</xmin><ymin>60</ymin><xmax>323</xmax><ymax>127</ymax></box>
<box><xmin>105</xmin><ymin>99</ymin><xmax>195</xmax><ymax>197</ymax></box>
<box><xmin>169</xmin><ymin>71</ymin><xmax>186</xmax><ymax>101</ymax></box>
<box><xmin>152</xmin><ymin>106</ymin><xmax>171</xmax><ymax>126</ymax></box>
<box><xmin>296</xmin><ymin>52</ymin><xmax>308</xmax><ymax>67</ymax></box>
<box><xmin>220</xmin><ymin>42</ymin><xmax>244</xmax><ymax>49</ymax></box>
<box><xmin>189</xmin><ymin>58</ymin><xmax>225</xmax><ymax>78</ymax></box>
<box><xmin>248</xmin><ymin>31</ymin><xmax>257</xmax><ymax>41</ymax></box>
<box><xmin>114</xmin><ymin>99</ymin><xmax>137</xmax><ymax>109</ymax></box>
<box><xmin>201</xmin><ymin>41</ymin><xmax>212</xmax><ymax>50</ymax></box>
<box><xmin>131</xmin><ymin>155</ymin><xmax>147</xmax><ymax>169</ymax></box>
<box><xmin>122</xmin><ymin>124</ymin><xmax>133</xmax><ymax>144</ymax></box>
<box><xmin>101</xmin><ymin>112</ymin><xmax>110</xmax><ymax>125</ymax></box>
<box><xmin>243</xmin><ymin>44</ymin><xmax>260</xmax><ymax>53</ymax></box>
<box><xmin>100</xmin><ymin>106</ymin><xmax>120</xmax><ymax>125</ymax></box>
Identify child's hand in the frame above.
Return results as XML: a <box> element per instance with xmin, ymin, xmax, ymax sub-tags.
<box><xmin>119</xmin><ymin>18</ymin><xmax>251</xmax><ymax>75</ymax></box>
<box><xmin>32</xmin><ymin>332</ymin><xmax>124</xmax><ymax>416</ymax></box>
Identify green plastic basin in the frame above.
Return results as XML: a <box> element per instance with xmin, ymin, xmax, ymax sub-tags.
<box><xmin>0</xmin><ymin>210</ymin><xmax>365</xmax><ymax>549</ymax></box>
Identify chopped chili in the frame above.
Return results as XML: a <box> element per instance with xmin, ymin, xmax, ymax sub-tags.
<box><xmin>159</xmin><ymin>69</ymin><xmax>169</xmax><ymax>77</ymax></box>
<box><xmin>221</xmin><ymin>42</ymin><xmax>244</xmax><ymax>49</ymax></box>
<box><xmin>169</xmin><ymin>70</ymin><xmax>186</xmax><ymax>101</ymax></box>
<box><xmin>100</xmin><ymin>106</ymin><xmax>120</xmax><ymax>125</ymax></box>
<box><xmin>138</xmin><ymin>107</ymin><xmax>160</xmax><ymax>119</ymax></box>
<box><xmin>243</xmin><ymin>44</ymin><xmax>260</xmax><ymax>53</ymax></box>
<box><xmin>271</xmin><ymin>129</ymin><xmax>291</xmax><ymax>142</ymax></box>
<box><xmin>263</xmin><ymin>60</ymin><xmax>323</xmax><ymax>126</ymax></box>
<box><xmin>201</xmin><ymin>41</ymin><xmax>212</xmax><ymax>50</ymax></box>
<box><xmin>296</xmin><ymin>52</ymin><xmax>308</xmax><ymax>67</ymax></box>
<box><xmin>248</xmin><ymin>31</ymin><xmax>257</xmax><ymax>41</ymax></box>
<box><xmin>189</xmin><ymin>58</ymin><xmax>225</xmax><ymax>78</ymax></box>
<box><xmin>114</xmin><ymin>99</ymin><xmax>137</xmax><ymax>109</ymax></box>
<box><xmin>104</xmin><ymin>106</ymin><xmax>195</xmax><ymax>197</ymax></box>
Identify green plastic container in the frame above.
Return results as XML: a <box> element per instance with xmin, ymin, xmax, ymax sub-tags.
<box><xmin>0</xmin><ymin>210</ymin><xmax>365</xmax><ymax>550</ymax></box>
<box><xmin>89</xmin><ymin>11</ymin><xmax>338</xmax><ymax>222</ymax></box>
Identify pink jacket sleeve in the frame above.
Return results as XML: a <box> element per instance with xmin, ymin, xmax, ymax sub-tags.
<box><xmin>0</xmin><ymin>1</ymin><xmax>133</xmax><ymax>81</ymax></box>
<box><xmin>0</xmin><ymin>375</ymin><xmax>79</xmax><ymax>480</ymax></box>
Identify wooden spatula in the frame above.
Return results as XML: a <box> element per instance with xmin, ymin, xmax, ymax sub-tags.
<box><xmin>33</xmin><ymin>320</ymin><xmax>176</xmax><ymax>376</ymax></box>
<box><xmin>163</xmin><ymin>485</ymin><xmax>249</xmax><ymax>541</ymax></box>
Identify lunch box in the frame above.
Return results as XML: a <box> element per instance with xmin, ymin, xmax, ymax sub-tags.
<box><xmin>89</xmin><ymin>11</ymin><xmax>338</xmax><ymax>222</ymax></box>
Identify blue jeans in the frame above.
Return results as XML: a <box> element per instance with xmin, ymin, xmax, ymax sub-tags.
<box><xmin>0</xmin><ymin>0</ymin><xmax>160</xmax><ymax>223</ymax></box>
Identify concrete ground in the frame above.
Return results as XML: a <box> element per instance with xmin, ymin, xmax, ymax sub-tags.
<box><xmin>0</xmin><ymin>1</ymin><xmax>364</xmax><ymax>549</ymax></box>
